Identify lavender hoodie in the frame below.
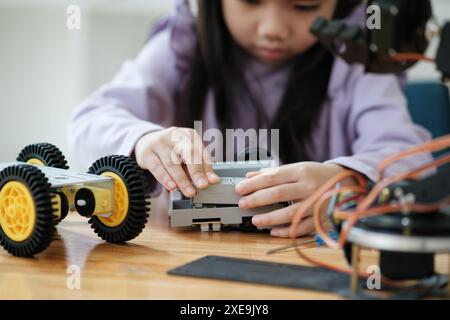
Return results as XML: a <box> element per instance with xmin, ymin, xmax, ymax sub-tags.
<box><xmin>67</xmin><ymin>0</ymin><xmax>432</xmax><ymax>183</ymax></box>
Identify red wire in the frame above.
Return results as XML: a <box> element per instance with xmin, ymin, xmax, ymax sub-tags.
<box><xmin>389</xmin><ymin>53</ymin><xmax>435</xmax><ymax>63</ymax></box>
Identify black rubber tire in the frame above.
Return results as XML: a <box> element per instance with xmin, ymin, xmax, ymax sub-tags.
<box><xmin>0</xmin><ymin>165</ymin><xmax>55</xmax><ymax>257</ymax></box>
<box><xmin>87</xmin><ymin>155</ymin><xmax>150</xmax><ymax>243</ymax></box>
<box><xmin>17</xmin><ymin>143</ymin><xmax>69</xmax><ymax>169</ymax></box>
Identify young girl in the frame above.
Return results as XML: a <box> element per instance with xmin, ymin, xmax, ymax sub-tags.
<box><xmin>68</xmin><ymin>0</ymin><xmax>432</xmax><ymax>238</ymax></box>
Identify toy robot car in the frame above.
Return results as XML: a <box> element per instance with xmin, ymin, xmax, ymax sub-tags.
<box><xmin>169</xmin><ymin>160</ymin><xmax>286</xmax><ymax>232</ymax></box>
<box><xmin>0</xmin><ymin>143</ymin><xmax>150</xmax><ymax>257</ymax></box>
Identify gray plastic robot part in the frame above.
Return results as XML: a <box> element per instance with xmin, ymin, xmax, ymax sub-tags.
<box><xmin>169</xmin><ymin>160</ymin><xmax>285</xmax><ymax>232</ymax></box>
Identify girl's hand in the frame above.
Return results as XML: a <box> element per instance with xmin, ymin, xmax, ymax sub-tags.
<box><xmin>134</xmin><ymin>127</ymin><xmax>220</xmax><ymax>198</ymax></box>
<box><xmin>235</xmin><ymin>162</ymin><xmax>348</xmax><ymax>238</ymax></box>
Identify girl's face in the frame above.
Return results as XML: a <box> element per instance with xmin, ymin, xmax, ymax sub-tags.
<box><xmin>222</xmin><ymin>0</ymin><xmax>337</xmax><ymax>66</ymax></box>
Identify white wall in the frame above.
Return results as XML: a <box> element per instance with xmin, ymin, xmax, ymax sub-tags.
<box><xmin>0</xmin><ymin>0</ymin><xmax>449</xmax><ymax>169</ymax></box>
<box><xmin>0</xmin><ymin>0</ymin><xmax>172</xmax><ymax>168</ymax></box>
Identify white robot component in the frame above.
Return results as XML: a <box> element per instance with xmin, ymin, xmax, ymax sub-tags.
<box><xmin>169</xmin><ymin>160</ymin><xmax>286</xmax><ymax>232</ymax></box>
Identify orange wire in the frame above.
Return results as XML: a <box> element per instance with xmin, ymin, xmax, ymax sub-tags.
<box><xmin>289</xmin><ymin>133</ymin><xmax>450</xmax><ymax>287</ymax></box>
<box><xmin>358</xmin><ymin>153</ymin><xmax>450</xmax><ymax>215</ymax></box>
<box><xmin>389</xmin><ymin>53</ymin><xmax>435</xmax><ymax>63</ymax></box>
<box><xmin>294</xmin><ymin>199</ymin><xmax>446</xmax><ymax>288</ymax></box>
<box><xmin>289</xmin><ymin>170</ymin><xmax>366</xmax><ymax>239</ymax></box>
<box><xmin>339</xmin><ymin>202</ymin><xmax>443</xmax><ymax>249</ymax></box>
<box><xmin>379</xmin><ymin>134</ymin><xmax>450</xmax><ymax>179</ymax></box>
<box><xmin>294</xmin><ymin>244</ymin><xmax>436</xmax><ymax>289</ymax></box>
<box><xmin>294</xmin><ymin>245</ymin><xmax>358</xmax><ymax>275</ymax></box>
<box><xmin>298</xmin><ymin>153</ymin><xmax>450</xmax><ymax>247</ymax></box>
<box><xmin>313</xmin><ymin>186</ymin><xmax>366</xmax><ymax>249</ymax></box>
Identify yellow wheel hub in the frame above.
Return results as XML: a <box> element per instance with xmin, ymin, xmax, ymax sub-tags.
<box><xmin>99</xmin><ymin>172</ymin><xmax>129</xmax><ymax>227</ymax></box>
<box><xmin>26</xmin><ymin>158</ymin><xmax>45</xmax><ymax>166</ymax></box>
<box><xmin>0</xmin><ymin>181</ymin><xmax>36</xmax><ymax>242</ymax></box>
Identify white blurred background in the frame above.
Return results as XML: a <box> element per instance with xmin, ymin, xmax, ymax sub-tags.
<box><xmin>0</xmin><ymin>0</ymin><xmax>449</xmax><ymax>170</ymax></box>
<box><xmin>0</xmin><ymin>0</ymin><xmax>173</xmax><ymax>168</ymax></box>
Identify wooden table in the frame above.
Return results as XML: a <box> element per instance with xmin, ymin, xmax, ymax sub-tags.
<box><xmin>0</xmin><ymin>193</ymin><xmax>448</xmax><ymax>299</ymax></box>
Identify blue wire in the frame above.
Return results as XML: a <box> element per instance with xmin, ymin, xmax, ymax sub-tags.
<box><xmin>314</xmin><ymin>230</ymin><xmax>339</xmax><ymax>247</ymax></box>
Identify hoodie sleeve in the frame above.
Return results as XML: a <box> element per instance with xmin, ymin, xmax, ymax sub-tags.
<box><xmin>326</xmin><ymin>69</ymin><xmax>434</xmax><ymax>182</ymax></box>
<box><xmin>66</xmin><ymin>0</ymin><xmax>197</xmax><ymax>168</ymax></box>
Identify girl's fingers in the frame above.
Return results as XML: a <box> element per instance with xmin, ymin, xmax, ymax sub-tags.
<box><xmin>203</xmin><ymin>150</ymin><xmax>220</xmax><ymax>184</ymax></box>
<box><xmin>185</xmin><ymin>161</ymin><xmax>209</xmax><ymax>189</ymax></box>
<box><xmin>175</xmin><ymin>131</ymin><xmax>209</xmax><ymax>189</ymax></box>
<box><xmin>158</xmin><ymin>149</ymin><xmax>197</xmax><ymax>198</ymax></box>
<box><xmin>245</xmin><ymin>171</ymin><xmax>261</xmax><ymax>179</ymax></box>
<box><xmin>252</xmin><ymin>202</ymin><xmax>308</xmax><ymax>229</ymax></box>
<box><xmin>270</xmin><ymin>216</ymin><xmax>315</xmax><ymax>238</ymax></box>
<box><xmin>239</xmin><ymin>183</ymin><xmax>310</xmax><ymax>209</ymax></box>
<box><xmin>235</xmin><ymin>166</ymin><xmax>297</xmax><ymax>195</ymax></box>
<box><xmin>143</xmin><ymin>153</ymin><xmax>177</xmax><ymax>192</ymax></box>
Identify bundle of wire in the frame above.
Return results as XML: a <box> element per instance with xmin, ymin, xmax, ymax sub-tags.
<box><xmin>289</xmin><ymin>134</ymin><xmax>450</xmax><ymax>283</ymax></box>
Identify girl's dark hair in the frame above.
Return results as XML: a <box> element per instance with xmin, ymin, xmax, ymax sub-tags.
<box><xmin>176</xmin><ymin>0</ymin><xmax>361</xmax><ymax>163</ymax></box>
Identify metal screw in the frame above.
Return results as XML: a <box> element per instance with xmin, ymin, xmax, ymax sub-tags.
<box><xmin>394</xmin><ymin>188</ymin><xmax>404</xmax><ymax>198</ymax></box>
<box><xmin>401</xmin><ymin>217</ymin><xmax>410</xmax><ymax>227</ymax></box>
<box><xmin>390</xmin><ymin>6</ymin><xmax>399</xmax><ymax>16</ymax></box>
<box><xmin>76</xmin><ymin>199</ymin><xmax>87</xmax><ymax>207</ymax></box>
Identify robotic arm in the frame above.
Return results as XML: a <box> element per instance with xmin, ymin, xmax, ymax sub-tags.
<box><xmin>311</xmin><ymin>0</ymin><xmax>450</xmax><ymax>82</ymax></box>
<box><xmin>289</xmin><ymin>0</ymin><xmax>450</xmax><ymax>296</ymax></box>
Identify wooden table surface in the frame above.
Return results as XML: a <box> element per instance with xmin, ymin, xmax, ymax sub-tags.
<box><xmin>0</xmin><ymin>193</ymin><xmax>448</xmax><ymax>300</ymax></box>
